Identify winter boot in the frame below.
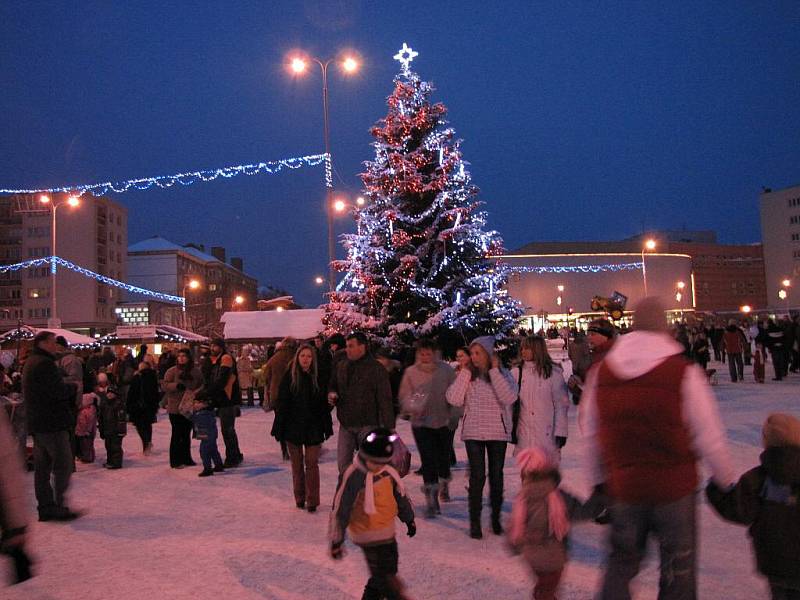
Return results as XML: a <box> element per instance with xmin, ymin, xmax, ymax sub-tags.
<box><xmin>439</xmin><ymin>478</ymin><xmax>451</xmax><ymax>502</ymax></box>
<box><xmin>198</xmin><ymin>468</ymin><xmax>214</xmax><ymax>477</ymax></box>
<box><xmin>491</xmin><ymin>510</ymin><xmax>503</xmax><ymax>535</ymax></box>
<box><xmin>469</xmin><ymin>519</ymin><xmax>483</xmax><ymax>539</ymax></box>
<box><xmin>424</xmin><ymin>483</ymin><xmax>440</xmax><ymax>518</ymax></box>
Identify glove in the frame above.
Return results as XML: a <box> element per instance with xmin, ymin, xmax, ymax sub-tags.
<box><xmin>176</xmin><ymin>383</ymin><xmax>186</xmax><ymax>392</ymax></box>
<box><xmin>406</xmin><ymin>521</ymin><xmax>416</xmax><ymax>538</ymax></box>
<box><xmin>589</xmin><ymin>484</ymin><xmax>611</xmax><ymax>525</ymax></box>
<box><xmin>555</xmin><ymin>436</ymin><xmax>567</xmax><ymax>449</ymax></box>
<box><xmin>330</xmin><ymin>542</ymin><xmax>344</xmax><ymax>560</ymax></box>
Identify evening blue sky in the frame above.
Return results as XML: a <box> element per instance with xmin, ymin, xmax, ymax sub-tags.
<box><xmin>1</xmin><ymin>2</ymin><xmax>798</xmax><ymax>305</ymax></box>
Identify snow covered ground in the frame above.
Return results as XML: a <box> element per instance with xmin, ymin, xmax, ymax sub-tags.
<box><xmin>5</xmin><ymin>360</ymin><xmax>798</xmax><ymax>600</ymax></box>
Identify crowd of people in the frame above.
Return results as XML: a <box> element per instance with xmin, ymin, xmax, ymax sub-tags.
<box><xmin>0</xmin><ymin>302</ymin><xmax>798</xmax><ymax>598</ymax></box>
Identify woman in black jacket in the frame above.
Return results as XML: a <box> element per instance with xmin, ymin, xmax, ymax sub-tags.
<box><xmin>271</xmin><ymin>344</ymin><xmax>332</xmax><ymax>512</ymax></box>
<box><xmin>126</xmin><ymin>362</ymin><xmax>160</xmax><ymax>455</ymax></box>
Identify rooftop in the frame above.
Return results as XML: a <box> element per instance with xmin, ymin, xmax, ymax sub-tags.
<box><xmin>128</xmin><ymin>236</ymin><xmax>226</xmax><ymax>266</ymax></box>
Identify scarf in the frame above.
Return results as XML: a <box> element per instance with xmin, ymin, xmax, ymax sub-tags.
<box><xmin>355</xmin><ymin>456</ymin><xmax>405</xmax><ymax>515</ymax></box>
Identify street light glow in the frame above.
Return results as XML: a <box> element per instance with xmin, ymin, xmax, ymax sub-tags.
<box><xmin>290</xmin><ymin>57</ymin><xmax>307</xmax><ymax>74</ymax></box>
<box><xmin>67</xmin><ymin>195</ymin><xmax>80</xmax><ymax>207</ymax></box>
<box><xmin>314</xmin><ymin>276</ymin><xmax>324</xmax><ymax>285</ymax></box>
<box><xmin>342</xmin><ymin>56</ymin><xmax>358</xmax><ymax>73</ymax></box>
<box><xmin>675</xmin><ymin>292</ymin><xmax>682</xmax><ymax>302</ymax></box>
<box><xmin>779</xmin><ymin>289</ymin><xmax>788</xmax><ymax>300</ymax></box>
<box><xmin>677</xmin><ymin>281</ymin><xmax>685</xmax><ymax>289</ymax></box>
<box><xmin>333</xmin><ymin>199</ymin><xmax>346</xmax><ymax>212</ymax></box>
<box><xmin>276</xmin><ymin>306</ymin><xmax>285</xmax><ymax>312</ymax></box>
<box><xmin>644</xmin><ymin>239</ymin><xmax>656</xmax><ymax>251</ymax></box>
<box><xmin>356</xmin><ymin>196</ymin><xmax>365</xmax><ymax>206</ymax></box>
<box><xmin>740</xmin><ymin>305</ymin><xmax>752</xmax><ymax>313</ymax></box>
<box><xmin>782</xmin><ymin>279</ymin><xmax>791</xmax><ymax>287</ymax></box>
<box><xmin>557</xmin><ymin>285</ymin><xmax>565</xmax><ymax>292</ymax></box>
<box><xmin>234</xmin><ymin>295</ymin><xmax>245</xmax><ymax>305</ymax></box>
<box><xmin>39</xmin><ymin>194</ymin><xmax>51</xmax><ymax>204</ymax></box>
<box><xmin>188</xmin><ymin>279</ymin><xmax>200</xmax><ymax>290</ymax></box>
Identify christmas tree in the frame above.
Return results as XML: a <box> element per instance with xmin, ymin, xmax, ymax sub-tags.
<box><xmin>324</xmin><ymin>44</ymin><xmax>521</xmax><ymax>349</ymax></box>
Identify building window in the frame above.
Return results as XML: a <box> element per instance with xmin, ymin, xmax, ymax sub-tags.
<box><xmin>215</xmin><ymin>297</ymin><xmax>222</xmax><ymax>310</ymax></box>
<box><xmin>27</xmin><ymin>288</ymin><xmax>48</xmax><ymax>299</ymax></box>
<box><xmin>27</xmin><ymin>246</ymin><xmax>50</xmax><ymax>257</ymax></box>
<box><xmin>793</xmin><ymin>233</ymin><xmax>800</xmax><ymax>242</ymax></box>
<box><xmin>208</xmin><ymin>284</ymin><xmax>217</xmax><ymax>291</ymax></box>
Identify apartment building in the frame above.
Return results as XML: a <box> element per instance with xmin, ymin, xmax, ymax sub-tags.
<box><xmin>0</xmin><ymin>193</ymin><xmax>127</xmax><ymax>335</ymax></box>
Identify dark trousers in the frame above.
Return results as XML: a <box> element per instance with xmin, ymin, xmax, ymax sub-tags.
<box><xmin>168</xmin><ymin>413</ymin><xmax>194</xmax><ymax>467</ymax></box>
<box><xmin>217</xmin><ymin>406</ymin><xmax>242</xmax><ymax>462</ymax></box>
<box><xmin>601</xmin><ymin>493</ymin><xmax>697</xmax><ymax>600</ymax></box>
<box><xmin>257</xmin><ymin>386</ymin><xmax>266</xmax><ymax>405</ymax></box>
<box><xmin>360</xmin><ymin>541</ymin><xmax>407</xmax><ymax>600</ymax></box>
<box><xmin>193</xmin><ymin>409</ymin><xmax>223</xmax><ymax>470</ymax></box>
<box><xmin>770</xmin><ymin>581</ymin><xmax>800</xmax><ymax>600</ymax></box>
<box><xmin>791</xmin><ymin>350</ymin><xmax>800</xmax><ymax>373</ymax></box>
<box><xmin>412</xmin><ymin>426</ymin><xmax>452</xmax><ymax>486</ymax></box>
<box><xmin>771</xmin><ymin>350</ymin><xmax>787</xmax><ymax>380</ymax></box>
<box><xmin>727</xmin><ymin>353</ymin><xmax>744</xmax><ymax>381</ymax></box>
<box><xmin>104</xmin><ymin>435</ymin><xmax>123</xmax><ymax>467</ymax></box>
<box><xmin>133</xmin><ymin>418</ymin><xmax>152</xmax><ymax>450</ymax></box>
<box><xmin>464</xmin><ymin>440</ymin><xmax>507</xmax><ymax>522</ymax></box>
<box><xmin>76</xmin><ymin>434</ymin><xmax>95</xmax><ymax>463</ymax></box>
<box><xmin>287</xmin><ymin>442</ymin><xmax>321</xmax><ymax>508</ymax></box>
<box><xmin>531</xmin><ymin>568</ymin><xmax>563</xmax><ymax>600</ymax></box>
<box><xmin>711</xmin><ymin>344</ymin><xmax>721</xmax><ymax>362</ymax></box>
<box><xmin>32</xmin><ymin>431</ymin><xmax>73</xmax><ymax>514</ymax></box>
<box><xmin>243</xmin><ymin>387</ymin><xmax>254</xmax><ymax>405</ymax></box>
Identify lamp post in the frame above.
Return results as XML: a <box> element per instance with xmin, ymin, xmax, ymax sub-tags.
<box><xmin>641</xmin><ymin>238</ymin><xmax>656</xmax><ymax>297</ymax></box>
<box><xmin>181</xmin><ymin>278</ymin><xmax>200</xmax><ymax>329</ymax></box>
<box><xmin>289</xmin><ymin>51</ymin><xmax>359</xmax><ymax>292</ymax></box>
<box><xmin>38</xmin><ymin>194</ymin><xmax>80</xmax><ymax>327</ymax></box>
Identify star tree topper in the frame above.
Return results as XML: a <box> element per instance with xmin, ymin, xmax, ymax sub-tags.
<box><xmin>393</xmin><ymin>43</ymin><xmax>418</xmax><ymax>74</ymax></box>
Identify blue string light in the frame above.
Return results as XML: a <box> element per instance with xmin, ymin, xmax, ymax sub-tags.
<box><xmin>0</xmin><ymin>256</ymin><xmax>184</xmax><ymax>305</ymax></box>
<box><xmin>0</xmin><ymin>153</ymin><xmax>332</xmax><ymax>197</ymax></box>
<box><xmin>504</xmin><ymin>262</ymin><xmax>643</xmax><ymax>274</ymax></box>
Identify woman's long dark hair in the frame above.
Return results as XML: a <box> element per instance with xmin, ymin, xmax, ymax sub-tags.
<box><xmin>290</xmin><ymin>344</ymin><xmax>319</xmax><ymax>395</ymax></box>
<box><xmin>519</xmin><ymin>336</ymin><xmax>554</xmax><ymax>379</ymax></box>
<box><xmin>176</xmin><ymin>348</ymin><xmax>194</xmax><ymax>380</ymax></box>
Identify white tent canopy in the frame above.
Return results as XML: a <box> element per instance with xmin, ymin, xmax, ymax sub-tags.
<box><xmin>0</xmin><ymin>325</ymin><xmax>98</xmax><ymax>348</ymax></box>
<box><xmin>221</xmin><ymin>309</ymin><xmax>324</xmax><ymax>342</ymax></box>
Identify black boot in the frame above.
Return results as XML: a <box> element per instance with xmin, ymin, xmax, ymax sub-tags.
<box><xmin>198</xmin><ymin>468</ymin><xmax>214</xmax><ymax>477</ymax></box>
<box><xmin>424</xmin><ymin>483</ymin><xmax>440</xmax><ymax>518</ymax></box>
<box><xmin>469</xmin><ymin>519</ymin><xmax>483</xmax><ymax>539</ymax></box>
<box><xmin>439</xmin><ymin>478</ymin><xmax>451</xmax><ymax>502</ymax></box>
<box><xmin>491</xmin><ymin>509</ymin><xmax>503</xmax><ymax>535</ymax></box>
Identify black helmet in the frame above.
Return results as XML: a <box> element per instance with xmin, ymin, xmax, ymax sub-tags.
<box><xmin>358</xmin><ymin>428</ymin><xmax>396</xmax><ymax>464</ymax></box>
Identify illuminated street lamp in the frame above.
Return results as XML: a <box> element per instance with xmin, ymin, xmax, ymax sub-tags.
<box><xmin>234</xmin><ymin>295</ymin><xmax>245</xmax><ymax>306</ymax></box>
<box><xmin>740</xmin><ymin>305</ymin><xmax>752</xmax><ymax>314</ymax></box>
<box><xmin>333</xmin><ymin>198</ymin><xmax>347</xmax><ymax>213</ymax></box>
<box><xmin>782</xmin><ymin>278</ymin><xmax>791</xmax><ymax>288</ymax></box>
<box><xmin>641</xmin><ymin>239</ymin><xmax>656</xmax><ymax>296</ymax></box>
<box><xmin>356</xmin><ymin>196</ymin><xmax>366</xmax><ymax>206</ymax></box>
<box><xmin>288</xmin><ymin>49</ymin><xmax>360</xmax><ymax>292</ymax></box>
<box><xmin>41</xmin><ymin>194</ymin><xmax>81</xmax><ymax>326</ymax></box>
<box><xmin>314</xmin><ymin>276</ymin><xmax>325</xmax><ymax>285</ymax></box>
<box><xmin>181</xmin><ymin>278</ymin><xmax>201</xmax><ymax>328</ymax></box>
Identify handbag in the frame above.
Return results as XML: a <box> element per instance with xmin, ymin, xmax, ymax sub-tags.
<box><xmin>511</xmin><ymin>365</ymin><xmax>522</xmax><ymax>445</ymax></box>
<box><xmin>400</xmin><ymin>390</ymin><xmax>429</xmax><ymax>418</ymax></box>
<box><xmin>390</xmin><ymin>433</ymin><xmax>412</xmax><ymax>478</ymax></box>
<box><xmin>178</xmin><ymin>387</ymin><xmax>200</xmax><ymax>419</ymax></box>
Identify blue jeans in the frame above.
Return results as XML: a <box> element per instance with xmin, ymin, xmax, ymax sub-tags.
<box><xmin>601</xmin><ymin>493</ymin><xmax>697</xmax><ymax>600</ymax></box>
<box><xmin>192</xmin><ymin>409</ymin><xmax>223</xmax><ymax>470</ymax></box>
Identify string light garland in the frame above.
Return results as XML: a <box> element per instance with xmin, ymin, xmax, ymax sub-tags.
<box><xmin>504</xmin><ymin>262</ymin><xmax>643</xmax><ymax>274</ymax></box>
<box><xmin>0</xmin><ymin>256</ymin><xmax>184</xmax><ymax>305</ymax></box>
<box><xmin>0</xmin><ymin>153</ymin><xmax>332</xmax><ymax>197</ymax></box>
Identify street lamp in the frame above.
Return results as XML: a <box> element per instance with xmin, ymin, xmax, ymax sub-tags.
<box><xmin>782</xmin><ymin>278</ymin><xmax>791</xmax><ymax>288</ymax></box>
<box><xmin>39</xmin><ymin>194</ymin><xmax>81</xmax><ymax>326</ymax></box>
<box><xmin>234</xmin><ymin>295</ymin><xmax>245</xmax><ymax>307</ymax></box>
<box><xmin>181</xmin><ymin>278</ymin><xmax>201</xmax><ymax>329</ymax></box>
<box><xmin>314</xmin><ymin>276</ymin><xmax>325</xmax><ymax>285</ymax></box>
<box><xmin>740</xmin><ymin>304</ymin><xmax>752</xmax><ymax>314</ymax></box>
<box><xmin>641</xmin><ymin>239</ymin><xmax>656</xmax><ymax>296</ymax></box>
<box><xmin>288</xmin><ymin>50</ymin><xmax>360</xmax><ymax>292</ymax></box>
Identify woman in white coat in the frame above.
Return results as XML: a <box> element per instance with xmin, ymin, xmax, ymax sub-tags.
<box><xmin>513</xmin><ymin>336</ymin><xmax>569</xmax><ymax>462</ymax></box>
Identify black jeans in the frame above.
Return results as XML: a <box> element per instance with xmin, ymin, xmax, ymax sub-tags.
<box><xmin>133</xmin><ymin>418</ymin><xmax>152</xmax><ymax>450</ymax></box>
<box><xmin>727</xmin><ymin>353</ymin><xmax>744</xmax><ymax>382</ymax></box>
<box><xmin>32</xmin><ymin>431</ymin><xmax>73</xmax><ymax>514</ymax></box>
<box><xmin>361</xmin><ymin>541</ymin><xmax>406</xmax><ymax>600</ymax></box>
<box><xmin>168</xmin><ymin>413</ymin><xmax>194</xmax><ymax>467</ymax></box>
<box><xmin>218</xmin><ymin>406</ymin><xmax>242</xmax><ymax>462</ymax></box>
<box><xmin>412</xmin><ymin>426</ymin><xmax>452</xmax><ymax>486</ymax></box>
<box><xmin>464</xmin><ymin>440</ymin><xmax>507</xmax><ymax>522</ymax></box>
<box><xmin>104</xmin><ymin>435</ymin><xmax>123</xmax><ymax>467</ymax></box>
<box><xmin>771</xmin><ymin>350</ymin><xmax>787</xmax><ymax>380</ymax></box>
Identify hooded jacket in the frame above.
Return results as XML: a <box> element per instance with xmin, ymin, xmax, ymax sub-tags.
<box><xmin>706</xmin><ymin>445</ymin><xmax>800</xmax><ymax>584</ymax></box>
<box><xmin>581</xmin><ymin>331</ymin><xmax>735</xmax><ymax>499</ymax></box>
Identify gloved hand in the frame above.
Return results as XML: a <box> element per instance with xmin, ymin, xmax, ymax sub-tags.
<box><xmin>555</xmin><ymin>436</ymin><xmax>567</xmax><ymax>449</ymax></box>
<box><xmin>589</xmin><ymin>483</ymin><xmax>611</xmax><ymax>525</ymax></box>
<box><xmin>330</xmin><ymin>542</ymin><xmax>344</xmax><ymax>560</ymax></box>
<box><xmin>406</xmin><ymin>521</ymin><xmax>416</xmax><ymax>538</ymax></box>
